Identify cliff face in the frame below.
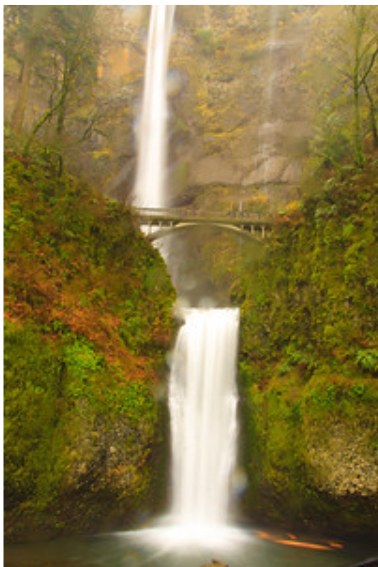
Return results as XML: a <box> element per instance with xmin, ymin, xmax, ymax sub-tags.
<box><xmin>4</xmin><ymin>138</ymin><xmax>175</xmax><ymax>541</ymax></box>
<box><xmin>4</xmin><ymin>6</ymin><xmax>317</xmax><ymax>212</ymax></box>
<box><xmin>81</xmin><ymin>6</ymin><xmax>315</xmax><ymax>210</ymax></box>
<box><xmin>167</xmin><ymin>6</ymin><xmax>315</xmax><ymax>213</ymax></box>
<box><xmin>5</xmin><ymin>7</ymin><xmax>378</xmax><ymax>542</ymax></box>
<box><xmin>235</xmin><ymin>160</ymin><xmax>378</xmax><ymax>537</ymax></box>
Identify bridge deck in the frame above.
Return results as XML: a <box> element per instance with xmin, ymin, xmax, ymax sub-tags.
<box><xmin>136</xmin><ymin>207</ymin><xmax>271</xmax><ymax>227</ymax></box>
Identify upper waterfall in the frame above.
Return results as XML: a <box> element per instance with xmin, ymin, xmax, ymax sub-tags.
<box><xmin>133</xmin><ymin>6</ymin><xmax>175</xmax><ymax>209</ymax></box>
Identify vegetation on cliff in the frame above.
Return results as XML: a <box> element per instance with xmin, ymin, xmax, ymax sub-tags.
<box><xmin>169</xmin><ymin>6</ymin><xmax>378</xmax><ymax>212</ymax></box>
<box><xmin>4</xmin><ymin>5</ymin><xmax>378</xmax><ymax>543</ymax></box>
<box><xmin>4</xmin><ymin>135</ymin><xmax>175</xmax><ymax>541</ymax></box>
<box><xmin>5</xmin><ymin>6</ymin><xmax>377</xmax><ymax>212</ymax></box>
<box><xmin>4</xmin><ymin>5</ymin><xmax>142</xmax><ymax>196</ymax></box>
<box><xmin>235</xmin><ymin>159</ymin><xmax>378</xmax><ymax>537</ymax></box>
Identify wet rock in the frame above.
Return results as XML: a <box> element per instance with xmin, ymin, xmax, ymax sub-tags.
<box><xmin>305</xmin><ymin>421</ymin><xmax>378</xmax><ymax>498</ymax></box>
<box><xmin>201</xmin><ymin>561</ymin><xmax>229</xmax><ymax>567</ymax></box>
<box><xmin>190</xmin><ymin>155</ymin><xmax>243</xmax><ymax>186</ymax></box>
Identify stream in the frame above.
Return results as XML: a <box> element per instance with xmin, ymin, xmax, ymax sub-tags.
<box><xmin>4</xmin><ymin>527</ymin><xmax>377</xmax><ymax>567</ymax></box>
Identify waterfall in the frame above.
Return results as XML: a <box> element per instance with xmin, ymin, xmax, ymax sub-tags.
<box><xmin>125</xmin><ymin>5</ymin><xmax>247</xmax><ymax>551</ymax></box>
<box><xmin>133</xmin><ymin>5</ymin><xmax>175</xmax><ymax>208</ymax></box>
<box><xmin>169</xmin><ymin>308</ymin><xmax>240</xmax><ymax>528</ymax></box>
<box><xmin>123</xmin><ymin>305</ymin><xmax>247</xmax><ymax>550</ymax></box>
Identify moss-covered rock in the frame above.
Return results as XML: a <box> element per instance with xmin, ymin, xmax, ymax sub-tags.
<box><xmin>4</xmin><ymin>140</ymin><xmax>175</xmax><ymax>541</ymax></box>
<box><xmin>236</xmin><ymin>159</ymin><xmax>378</xmax><ymax>537</ymax></box>
<box><xmin>239</xmin><ymin>370</ymin><xmax>378</xmax><ymax>537</ymax></box>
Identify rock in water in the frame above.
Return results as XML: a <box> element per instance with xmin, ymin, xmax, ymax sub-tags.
<box><xmin>201</xmin><ymin>561</ymin><xmax>229</xmax><ymax>567</ymax></box>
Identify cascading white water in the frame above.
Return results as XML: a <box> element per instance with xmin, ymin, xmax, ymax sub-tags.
<box><xmin>125</xmin><ymin>307</ymin><xmax>247</xmax><ymax>550</ymax></box>
<box><xmin>169</xmin><ymin>308</ymin><xmax>240</xmax><ymax>528</ymax></box>
<box><xmin>126</xmin><ymin>5</ymin><xmax>249</xmax><ymax>551</ymax></box>
<box><xmin>133</xmin><ymin>5</ymin><xmax>175</xmax><ymax>208</ymax></box>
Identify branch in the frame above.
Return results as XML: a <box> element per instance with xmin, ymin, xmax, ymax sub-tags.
<box><xmin>23</xmin><ymin>76</ymin><xmax>71</xmax><ymax>153</ymax></box>
<box><xmin>337</xmin><ymin>66</ymin><xmax>353</xmax><ymax>81</ymax></box>
<box><xmin>358</xmin><ymin>45</ymin><xmax>378</xmax><ymax>88</ymax></box>
<box><xmin>360</xmin><ymin>32</ymin><xmax>378</xmax><ymax>61</ymax></box>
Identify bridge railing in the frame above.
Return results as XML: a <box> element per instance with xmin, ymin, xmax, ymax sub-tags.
<box><xmin>136</xmin><ymin>207</ymin><xmax>269</xmax><ymax>223</ymax></box>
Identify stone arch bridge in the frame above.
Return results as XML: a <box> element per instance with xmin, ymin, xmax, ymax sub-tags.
<box><xmin>136</xmin><ymin>207</ymin><xmax>272</xmax><ymax>241</ymax></box>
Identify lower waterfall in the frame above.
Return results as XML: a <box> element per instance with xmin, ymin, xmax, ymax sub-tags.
<box><xmin>120</xmin><ymin>307</ymin><xmax>250</xmax><ymax>551</ymax></box>
<box><xmin>169</xmin><ymin>308</ymin><xmax>239</xmax><ymax>528</ymax></box>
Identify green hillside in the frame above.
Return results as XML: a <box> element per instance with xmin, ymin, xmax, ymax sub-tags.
<box><xmin>236</xmin><ymin>159</ymin><xmax>378</xmax><ymax>537</ymax></box>
<box><xmin>4</xmin><ymin>137</ymin><xmax>175</xmax><ymax>541</ymax></box>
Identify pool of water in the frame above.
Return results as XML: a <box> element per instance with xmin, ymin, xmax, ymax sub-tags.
<box><xmin>5</xmin><ymin>522</ymin><xmax>378</xmax><ymax>567</ymax></box>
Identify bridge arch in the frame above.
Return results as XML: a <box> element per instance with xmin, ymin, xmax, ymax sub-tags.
<box><xmin>147</xmin><ymin>221</ymin><xmax>267</xmax><ymax>242</ymax></box>
<box><xmin>136</xmin><ymin>207</ymin><xmax>272</xmax><ymax>243</ymax></box>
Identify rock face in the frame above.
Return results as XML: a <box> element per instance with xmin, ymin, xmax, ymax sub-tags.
<box><xmin>4</xmin><ymin>146</ymin><xmax>175</xmax><ymax>542</ymax></box>
<box><xmin>165</xmin><ymin>6</ymin><xmax>316</xmax><ymax>212</ymax></box>
<box><xmin>306</xmin><ymin>422</ymin><xmax>378</xmax><ymax>498</ymax></box>
<box><xmin>185</xmin><ymin>121</ymin><xmax>308</xmax><ymax>190</ymax></box>
<box><xmin>4</xmin><ymin>6</ymin><xmax>317</xmax><ymax>211</ymax></box>
<box><xmin>241</xmin><ymin>384</ymin><xmax>378</xmax><ymax>538</ymax></box>
<box><xmin>190</xmin><ymin>155</ymin><xmax>243</xmax><ymax>186</ymax></box>
<box><xmin>237</xmin><ymin>162</ymin><xmax>378</xmax><ymax>538</ymax></box>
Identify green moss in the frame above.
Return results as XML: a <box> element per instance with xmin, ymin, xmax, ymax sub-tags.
<box><xmin>194</xmin><ymin>29</ymin><xmax>217</xmax><ymax>56</ymax></box>
<box><xmin>236</xmin><ymin>159</ymin><xmax>378</xmax><ymax>536</ymax></box>
<box><xmin>4</xmin><ymin>140</ymin><xmax>175</xmax><ymax>541</ymax></box>
<box><xmin>4</xmin><ymin>321</ymin><xmax>67</xmax><ymax>513</ymax></box>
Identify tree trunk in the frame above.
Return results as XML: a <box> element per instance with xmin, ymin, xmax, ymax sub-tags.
<box><xmin>56</xmin><ymin>66</ymin><xmax>70</xmax><ymax>135</ymax></box>
<box><xmin>11</xmin><ymin>44</ymin><xmax>35</xmax><ymax>134</ymax></box>
<box><xmin>363</xmin><ymin>79</ymin><xmax>378</xmax><ymax>150</ymax></box>
<box><xmin>23</xmin><ymin>73</ymin><xmax>71</xmax><ymax>154</ymax></box>
<box><xmin>352</xmin><ymin>16</ymin><xmax>365</xmax><ymax>167</ymax></box>
<box><xmin>353</xmin><ymin>75</ymin><xmax>364</xmax><ymax>165</ymax></box>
